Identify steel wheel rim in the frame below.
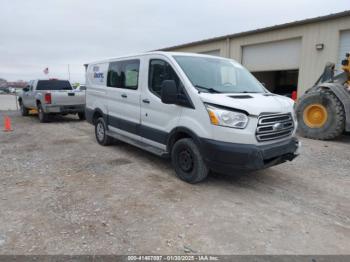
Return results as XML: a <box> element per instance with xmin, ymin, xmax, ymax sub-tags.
<box><xmin>303</xmin><ymin>103</ymin><xmax>328</xmax><ymax>128</ymax></box>
<box><xmin>96</xmin><ymin>122</ymin><xmax>105</xmax><ymax>141</ymax></box>
<box><xmin>178</xmin><ymin>149</ymin><xmax>194</xmax><ymax>172</ymax></box>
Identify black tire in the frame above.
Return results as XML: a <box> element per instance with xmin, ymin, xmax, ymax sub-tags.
<box><xmin>95</xmin><ymin>117</ymin><xmax>112</xmax><ymax>146</ymax></box>
<box><xmin>37</xmin><ymin>103</ymin><xmax>49</xmax><ymax>123</ymax></box>
<box><xmin>171</xmin><ymin>138</ymin><xmax>209</xmax><ymax>183</ymax></box>
<box><xmin>296</xmin><ymin>90</ymin><xmax>345</xmax><ymax>140</ymax></box>
<box><xmin>19</xmin><ymin>101</ymin><xmax>29</xmax><ymax>116</ymax></box>
<box><xmin>78</xmin><ymin>112</ymin><xmax>86</xmax><ymax>120</ymax></box>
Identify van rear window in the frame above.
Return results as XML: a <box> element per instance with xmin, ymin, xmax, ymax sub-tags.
<box><xmin>36</xmin><ymin>80</ymin><xmax>72</xmax><ymax>90</ymax></box>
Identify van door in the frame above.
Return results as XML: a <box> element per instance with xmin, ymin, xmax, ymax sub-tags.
<box><xmin>140</xmin><ymin>56</ymin><xmax>184</xmax><ymax>150</ymax></box>
<box><xmin>106</xmin><ymin>59</ymin><xmax>142</xmax><ymax>141</ymax></box>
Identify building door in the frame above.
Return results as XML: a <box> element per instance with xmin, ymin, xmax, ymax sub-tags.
<box><xmin>337</xmin><ymin>30</ymin><xmax>350</xmax><ymax>70</ymax></box>
<box><xmin>242</xmin><ymin>38</ymin><xmax>301</xmax><ymax>96</ymax></box>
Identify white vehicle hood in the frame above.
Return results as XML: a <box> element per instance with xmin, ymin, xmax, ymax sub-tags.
<box><xmin>199</xmin><ymin>92</ymin><xmax>294</xmax><ymax>116</ymax></box>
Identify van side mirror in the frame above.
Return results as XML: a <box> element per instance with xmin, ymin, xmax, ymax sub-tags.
<box><xmin>23</xmin><ymin>86</ymin><xmax>29</xmax><ymax>92</ymax></box>
<box><xmin>161</xmin><ymin>80</ymin><xmax>178</xmax><ymax>104</ymax></box>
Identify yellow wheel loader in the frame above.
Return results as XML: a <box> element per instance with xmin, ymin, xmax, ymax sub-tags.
<box><xmin>296</xmin><ymin>53</ymin><xmax>350</xmax><ymax>140</ymax></box>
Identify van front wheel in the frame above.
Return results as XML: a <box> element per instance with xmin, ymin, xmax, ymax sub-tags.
<box><xmin>171</xmin><ymin>138</ymin><xmax>209</xmax><ymax>183</ymax></box>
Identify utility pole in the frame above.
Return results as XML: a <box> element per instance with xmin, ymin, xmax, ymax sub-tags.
<box><xmin>68</xmin><ymin>64</ymin><xmax>71</xmax><ymax>81</ymax></box>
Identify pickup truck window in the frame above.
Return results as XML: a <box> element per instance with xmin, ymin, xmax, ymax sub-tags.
<box><xmin>36</xmin><ymin>80</ymin><xmax>72</xmax><ymax>91</ymax></box>
<box><xmin>29</xmin><ymin>80</ymin><xmax>34</xmax><ymax>91</ymax></box>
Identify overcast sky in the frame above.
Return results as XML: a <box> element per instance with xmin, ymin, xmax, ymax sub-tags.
<box><xmin>0</xmin><ymin>0</ymin><xmax>349</xmax><ymax>83</ymax></box>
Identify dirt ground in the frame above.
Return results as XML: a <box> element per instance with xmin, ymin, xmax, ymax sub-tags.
<box><xmin>0</xmin><ymin>110</ymin><xmax>349</xmax><ymax>255</ymax></box>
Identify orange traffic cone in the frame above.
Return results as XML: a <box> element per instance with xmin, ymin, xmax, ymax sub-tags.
<box><xmin>3</xmin><ymin>116</ymin><xmax>13</xmax><ymax>132</ymax></box>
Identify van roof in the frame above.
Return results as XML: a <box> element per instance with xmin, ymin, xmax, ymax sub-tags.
<box><xmin>85</xmin><ymin>51</ymin><xmax>232</xmax><ymax>66</ymax></box>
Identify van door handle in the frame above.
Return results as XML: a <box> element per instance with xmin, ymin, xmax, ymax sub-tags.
<box><xmin>142</xmin><ymin>99</ymin><xmax>150</xmax><ymax>104</ymax></box>
<box><xmin>121</xmin><ymin>94</ymin><xmax>127</xmax><ymax>98</ymax></box>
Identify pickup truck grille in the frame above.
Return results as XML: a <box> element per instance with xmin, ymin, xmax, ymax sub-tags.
<box><xmin>256</xmin><ymin>113</ymin><xmax>294</xmax><ymax>142</ymax></box>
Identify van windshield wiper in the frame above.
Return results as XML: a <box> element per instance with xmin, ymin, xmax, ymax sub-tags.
<box><xmin>194</xmin><ymin>85</ymin><xmax>221</xmax><ymax>93</ymax></box>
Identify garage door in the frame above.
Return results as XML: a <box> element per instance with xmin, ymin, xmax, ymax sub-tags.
<box><xmin>242</xmin><ymin>38</ymin><xmax>301</xmax><ymax>72</ymax></box>
<box><xmin>337</xmin><ymin>30</ymin><xmax>350</xmax><ymax>69</ymax></box>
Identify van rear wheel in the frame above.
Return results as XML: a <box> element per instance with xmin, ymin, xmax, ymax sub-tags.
<box><xmin>95</xmin><ymin>117</ymin><xmax>112</xmax><ymax>146</ymax></box>
<box><xmin>171</xmin><ymin>138</ymin><xmax>209</xmax><ymax>183</ymax></box>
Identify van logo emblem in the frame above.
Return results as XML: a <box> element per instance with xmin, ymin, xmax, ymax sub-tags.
<box><xmin>273</xmin><ymin>123</ymin><xmax>283</xmax><ymax>131</ymax></box>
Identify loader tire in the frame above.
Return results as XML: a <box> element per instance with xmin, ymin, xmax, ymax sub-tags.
<box><xmin>296</xmin><ymin>90</ymin><xmax>345</xmax><ymax>140</ymax></box>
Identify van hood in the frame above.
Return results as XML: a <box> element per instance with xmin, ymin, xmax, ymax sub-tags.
<box><xmin>199</xmin><ymin>92</ymin><xmax>294</xmax><ymax>116</ymax></box>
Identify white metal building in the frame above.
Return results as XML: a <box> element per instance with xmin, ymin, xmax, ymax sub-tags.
<box><xmin>160</xmin><ymin>11</ymin><xmax>350</xmax><ymax>97</ymax></box>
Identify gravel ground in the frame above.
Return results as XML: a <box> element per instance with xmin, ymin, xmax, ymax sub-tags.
<box><xmin>0</xmin><ymin>111</ymin><xmax>349</xmax><ymax>255</ymax></box>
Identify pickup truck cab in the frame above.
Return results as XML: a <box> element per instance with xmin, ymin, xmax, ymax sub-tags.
<box><xmin>18</xmin><ymin>79</ymin><xmax>86</xmax><ymax>122</ymax></box>
<box><xmin>85</xmin><ymin>52</ymin><xmax>300</xmax><ymax>183</ymax></box>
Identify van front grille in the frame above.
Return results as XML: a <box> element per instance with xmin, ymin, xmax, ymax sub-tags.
<box><xmin>256</xmin><ymin>113</ymin><xmax>294</xmax><ymax>142</ymax></box>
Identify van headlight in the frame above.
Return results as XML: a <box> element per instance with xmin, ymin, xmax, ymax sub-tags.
<box><xmin>205</xmin><ymin>104</ymin><xmax>249</xmax><ymax>129</ymax></box>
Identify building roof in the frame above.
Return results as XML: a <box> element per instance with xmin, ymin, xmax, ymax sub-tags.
<box><xmin>160</xmin><ymin>10</ymin><xmax>350</xmax><ymax>51</ymax></box>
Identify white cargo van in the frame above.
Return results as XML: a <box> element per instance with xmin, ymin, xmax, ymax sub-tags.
<box><xmin>85</xmin><ymin>52</ymin><xmax>299</xmax><ymax>183</ymax></box>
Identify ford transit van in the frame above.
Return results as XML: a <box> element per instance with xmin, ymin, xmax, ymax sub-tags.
<box><xmin>85</xmin><ymin>52</ymin><xmax>299</xmax><ymax>183</ymax></box>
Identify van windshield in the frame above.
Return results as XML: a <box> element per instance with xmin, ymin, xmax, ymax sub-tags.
<box><xmin>36</xmin><ymin>80</ymin><xmax>72</xmax><ymax>91</ymax></box>
<box><xmin>173</xmin><ymin>55</ymin><xmax>266</xmax><ymax>94</ymax></box>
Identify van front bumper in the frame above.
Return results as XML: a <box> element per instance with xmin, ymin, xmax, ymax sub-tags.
<box><xmin>199</xmin><ymin>137</ymin><xmax>299</xmax><ymax>174</ymax></box>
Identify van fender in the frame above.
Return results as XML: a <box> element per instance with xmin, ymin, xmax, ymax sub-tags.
<box><xmin>86</xmin><ymin>107</ymin><xmax>107</xmax><ymax>125</ymax></box>
<box><xmin>167</xmin><ymin>127</ymin><xmax>202</xmax><ymax>152</ymax></box>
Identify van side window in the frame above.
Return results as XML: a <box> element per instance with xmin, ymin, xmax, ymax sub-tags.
<box><xmin>124</xmin><ymin>61</ymin><xmax>139</xmax><ymax>89</ymax></box>
<box><xmin>149</xmin><ymin>59</ymin><xmax>181</xmax><ymax>97</ymax></box>
<box><xmin>107</xmin><ymin>59</ymin><xmax>140</xmax><ymax>90</ymax></box>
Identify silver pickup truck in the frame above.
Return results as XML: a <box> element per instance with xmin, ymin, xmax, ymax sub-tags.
<box><xmin>18</xmin><ymin>79</ymin><xmax>86</xmax><ymax>122</ymax></box>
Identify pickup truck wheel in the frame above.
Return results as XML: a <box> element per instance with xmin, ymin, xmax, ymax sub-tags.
<box><xmin>95</xmin><ymin>117</ymin><xmax>112</xmax><ymax>146</ymax></box>
<box><xmin>37</xmin><ymin>104</ymin><xmax>49</xmax><ymax>123</ymax></box>
<box><xmin>78</xmin><ymin>112</ymin><xmax>86</xmax><ymax>120</ymax></box>
<box><xmin>171</xmin><ymin>138</ymin><xmax>209</xmax><ymax>183</ymax></box>
<box><xmin>20</xmin><ymin>102</ymin><xmax>29</xmax><ymax>116</ymax></box>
